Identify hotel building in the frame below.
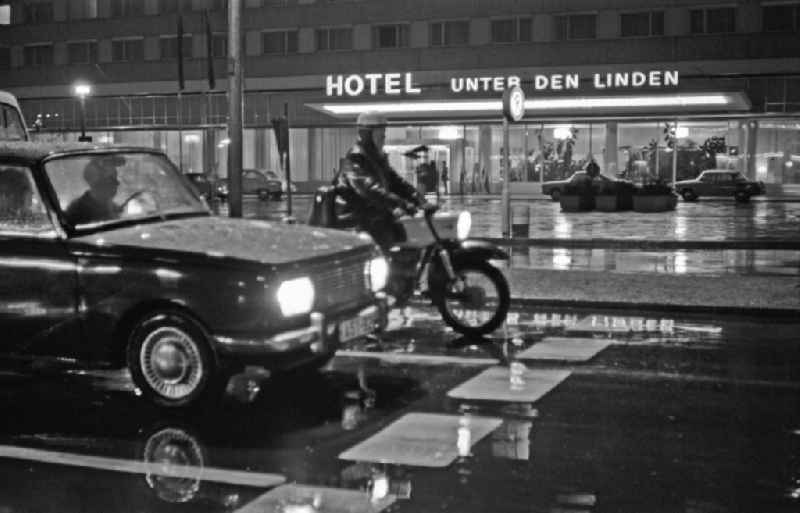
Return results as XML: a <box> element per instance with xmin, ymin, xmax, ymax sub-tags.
<box><xmin>2</xmin><ymin>0</ymin><xmax>799</xmax><ymax>194</ymax></box>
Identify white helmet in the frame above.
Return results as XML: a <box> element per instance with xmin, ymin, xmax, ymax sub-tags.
<box><xmin>356</xmin><ymin>111</ymin><xmax>388</xmax><ymax>129</ymax></box>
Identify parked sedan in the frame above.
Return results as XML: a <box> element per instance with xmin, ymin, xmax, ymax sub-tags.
<box><xmin>0</xmin><ymin>142</ymin><xmax>388</xmax><ymax>408</ymax></box>
<box><xmin>265</xmin><ymin>170</ymin><xmax>297</xmax><ymax>199</ymax></box>
<box><xmin>541</xmin><ymin>171</ymin><xmax>618</xmax><ymax>201</ymax></box>
<box><xmin>215</xmin><ymin>169</ymin><xmax>281</xmax><ymax>201</ymax></box>
<box><xmin>673</xmin><ymin>170</ymin><xmax>765</xmax><ymax>202</ymax></box>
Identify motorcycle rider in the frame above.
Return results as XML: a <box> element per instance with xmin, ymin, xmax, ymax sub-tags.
<box><xmin>335</xmin><ymin>111</ymin><xmax>430</xmax><ymax>251</ymax></box>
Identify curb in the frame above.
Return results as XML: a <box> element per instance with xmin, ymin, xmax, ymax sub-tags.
<box><xmin>508</xmin><ymin>297</ymin><xmax>800</xmax><ymax>319</ymax></box>
<box><xmin>482</xmin><ymin>237</ymin><xmax>800</xmax><ymax>250</ymax></box>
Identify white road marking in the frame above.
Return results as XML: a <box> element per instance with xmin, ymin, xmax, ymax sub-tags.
<box><xmin>234</xmin><ymin>484</ymin><xmax>395</xmax><ymax>513</ymax></box>
<box><xmin>339</xmin><ymin>413</ymin><xmax>502</xmax><ymax>468</ymax></box>
<box><xmin>336</xmin><ymin>350</ymin><xmax>499</xmax><ymax>366</ymax></box>
<box><xmin>515</xmin><ymin>337</ymin><xmax>612</xmax><ymax>362</ymax></box>
<box><xmin>447</xmin><ymin>367</ymin><xmax>572</xmax><ymax>403</ymax></box>
<box><xmin>0</xmin><ymin>445</ymin><xmax>285</xmax><ymax>488</ymax></box>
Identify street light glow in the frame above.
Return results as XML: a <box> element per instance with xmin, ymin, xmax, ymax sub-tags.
<box><xmin>74</xmin><ymin>83</ymin><xmax>92</xmax><ymax>98</ymax></box>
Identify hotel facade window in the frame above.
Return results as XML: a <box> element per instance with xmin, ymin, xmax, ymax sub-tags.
<box><xmin>110</xmin><ymin>0</ymin><xmax>143</xmax><ymax>17</ymax></box>
<box><xmin>0</xmin><ymin>47</ymin><xmax>9</xmax><ymax>69</ymax></box>
<box><xmin>262</xmin><ymin>30</ymin><xmax>298</xmax><ymax>54</ymax></box>
<box><xmin>67</xmin><ymin>41</ymin><xmax>98</xmax><ymax>64</ymax></box>
<box><xmin>0</xmin><ymin>4</ymin><xmax>9</xmax><ymax>25</ymax></box>
<box><xmin>160</xmin><ymin>35</ymin><xmax>193</xmax><ymax>60</ymax></box>
<box><xmin>159</xmin><ymin>0</ymin><xmax>192</xmax><ymax>14</ymax></box>
<box><xmin>762</xmin><ymin>3</ymin><xmax>800</xmax><ymax>32</ymax></box>
<box><xmin>212</xmin><ymin>33</ymin><xmax>227</xmax><ymax>57</ymax></box>
<box><xmin>23</xmin><ymin>2</ymin><xmax>53</xmax><ymax>24</ymax></box>
<box><xmin>210</xmin><ymin>0</ymin><xmax>229</xmax><ymax>11</ymax></box>
<box><xmin>555</xmin><ymin>13</ymin><xmax>597</xmax><ymax>40</ymax></box>
<box><xmin>430</xmin><ymin>20</ymin><xmax>470</xmax><ymax>46</ymax></box>
<box><xmin>690</xmin><ymin>7</ymin><xmax>736</xmax><ymax>34</ymax></box>
<box><xmin>315</xmin><ymin>27</ymin><xmax>353</xmax><ymax>51</ymax></box>
<box><xmin>112</xmin><ymin>38</ymin><xmax>144</xmax><ymax>62</ymax></box>
<box><xmin>373</xmin><ymin>24</ymin><xmax>410</xmax><ymax>49</ymax></box>
<box><xmin>23</xmin><ymin>44</ymin><xmax>53</xmax><ymax>66</ymax></box>
<box><xmin>69</xmin><ymin>0</ymin><xmax>98</xmax><ymax>20</ymax></box>
<box><xmin>490</xmin><ymin>17</ymin><xmax>532</xmax><ymax>43</ymax></box>
<box><xmin>620</xmin><ymin>11</ymin><xmax>664</xmax><ymax>37</ymax></box>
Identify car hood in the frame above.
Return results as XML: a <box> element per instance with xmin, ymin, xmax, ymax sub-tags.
<box><xmin>72</xmin><ymin>216</ymin><xmax>374</xmax><ymax>265</ymax></box>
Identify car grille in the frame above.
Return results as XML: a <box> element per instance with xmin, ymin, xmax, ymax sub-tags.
<box><xmin>312</xmin><ymin>254</ymin><xmax>370</xmax><ymax>310</ymax></box>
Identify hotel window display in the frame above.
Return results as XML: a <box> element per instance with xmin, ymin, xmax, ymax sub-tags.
<box><xmin>755</xmin><ymin>120</ymin><xmax>800</xmax><ymax>185</ymax></box>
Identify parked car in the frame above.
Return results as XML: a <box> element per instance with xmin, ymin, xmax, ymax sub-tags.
<box><xmin>264</xmin><ymin>170</ymin><xmax>297</xmax><ymax>199</ymax></box>
<box><xmin>0</xmin><ymin>142</ymin><xmax>388</xmax><ymax>408</ymax></box>
<box><xmin>214</xmin><ymin>169</ymin><xmax>281</xmax><ymax>201</ymax></box>
<box><xmin>0</xmin><ymin>91</ymin><xmax>28</xmax><ymax>141</ymax></box>
<box><xmin>673</xmin><ymin>170</ymin><xmax>765</xmax><ymax>202</ymax></box>
<box><xmin>541</xmin><ymin>171</ymin><xmax>620</xmax><ymax>201</ymax></box>
<box><xmin>184</xmin><ymin>172</ymin><xmax>213</xmax><ymax>200</ymax></box>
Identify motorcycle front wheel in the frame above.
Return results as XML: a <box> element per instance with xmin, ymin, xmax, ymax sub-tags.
<box><xmin>432</xmin><ymin>259</ymin><xmax>510</xmax><ymax>337</ymax></box>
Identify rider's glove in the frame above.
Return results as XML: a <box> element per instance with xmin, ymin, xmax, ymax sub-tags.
<box><xmin>391</xmin><ymin>206</ymin><xmax>407</xmax><ymax>219</ymax></box>
<box><xmin>421</xmin><ymin>201</ymin><xmax>438</xmax><ymax>214</ymax></box>
<box><xmin>403</xmin><ymin>201</ymin><xmax>419</xmax><ymax>216</ymax></box>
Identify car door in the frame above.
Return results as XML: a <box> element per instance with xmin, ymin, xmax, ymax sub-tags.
<box><xmin>697</xmin><ymin>173</ymin><xmax>714</xmax><ymax>195</ymax></box>
<box><xmin>0</xmin><ymin>164</ymin><xmax>79</xmax><ymax>358</ymax></box>
<box><xmin>712</xmin><ymin>173</ymin><xmax>735</xmax><ymax>196</ymax></box>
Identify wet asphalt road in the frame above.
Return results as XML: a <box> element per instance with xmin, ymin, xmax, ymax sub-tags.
<box><xmin>0</xmin><ymin>305</ymin><xmax>798</xmax><ymax>513</ymax></box>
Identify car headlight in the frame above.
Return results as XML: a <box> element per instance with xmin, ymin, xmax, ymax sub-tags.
<box><xmin>276</xmin><ymin>277</ymin><xmax>314</xmax><ymax>316</ymax></box>
<box><xmin>365</xmin><ymin>257</ymin><xmax>388</xmax><ymax>292</ymax></box>
<box><xmin>457</xmin><ymin>211</ymin><xmax>472</xmax><ymax>240</ymax></box>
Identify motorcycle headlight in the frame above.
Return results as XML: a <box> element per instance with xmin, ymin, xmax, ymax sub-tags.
<box><xmin>276</xmin><ymin>277</ymin><xmax>314</xmax><ymax>316</ymax></box>
<box><xmin>365</xmin><ymin>257</ymin><xmax>388</xmax><ymax>292</ymax></box>
<box><xmin>457</xmin><ymin>211</ymin><xmax>472</xmax><ymax>240</ymax></box>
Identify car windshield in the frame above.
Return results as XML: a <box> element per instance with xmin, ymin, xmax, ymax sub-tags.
<box><xmin>45</xmin><ymin>151</ymin><xmax>207</xmax><ymax>230</ymax></box>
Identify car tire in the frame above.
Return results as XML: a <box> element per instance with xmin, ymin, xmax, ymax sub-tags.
<box><xmin>734</xmin><ymin>191</ymin><xmax>750</xmax><ymax>203</ymax></box>
<box><xmin>271</xmin><ymin>192</ymin><xmax>282</xmax><ymax>200</ymax></box>
<box><xmin>681</xmin><ymin>189</ymin><xmax>697</xmax><ymax>201</ymax></box>
<box><xmin>257</xmin><ymin>189</ymin><xmax>270</xmax><ymax>201</ymax></box>
<box><xmin>127</xmin><ymin>310</ymin><xmax>222</xmax><ymax>409</ymax></box>
<box><xmin>550</xmin><ymin>189</ymin><xmax>561</xmax><ymax>202</ymax></box>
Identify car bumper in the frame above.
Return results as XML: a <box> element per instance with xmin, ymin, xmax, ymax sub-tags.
<box><xmin>213</xmin><ymin>294</ymin><xmax>389</xmax><ymax>368</ymax></box>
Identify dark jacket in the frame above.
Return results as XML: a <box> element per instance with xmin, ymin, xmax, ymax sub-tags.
<box><xmin>64</xmin><ymin>191</ymin><xmax>120</xmax><ymax>225</ymax></box>
<box><xmin>335</xmin><ymin>140</ymin><xmax>423</xmax><ymax>248</ymax></box>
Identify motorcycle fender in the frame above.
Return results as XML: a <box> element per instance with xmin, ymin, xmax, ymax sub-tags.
<box><xmin>451</xmin><ymin>239</ymin><xmax>509</xmax><ymax>261</ymax></box>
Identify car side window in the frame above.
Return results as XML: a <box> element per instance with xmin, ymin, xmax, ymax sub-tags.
<box><xmin>717</xmin><ymin>174</ymin><xmax>732</xmax><ymax>184</ymax></box>
<box><xmin>0</xmin><ymin>104</ymin><xmax>28</xmax><ymax>142</ymax></box>
<box><xmin>700</xmin><ymin>173</ymin><xmax>711</xmax><ymax>183</ymax></box>
<box><xmin>0</xmin><ymin>165</ymin><xmax>53</xmax><ymax>234</ymax></box>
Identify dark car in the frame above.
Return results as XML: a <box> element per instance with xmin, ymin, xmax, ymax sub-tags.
<box><xmin>264</xmin><ymin>170</ymin><xmax>297</xmax><ymax>199</ymax></box>
<box><xmin>541</xmin><ymin>171</ymin><xmax>619</xmax><ymax>201</ymax></box>
<box><xmin>215</xmin><ymin>169</ymin><xmax>281</xmax><ymax>201</ymax></box>
<box><xmin>184</xmin><ymin>172</ymin><xmax>213</xmax><ymax>200</ymax></box>
<box><xmin>673</xmin><ymin>169</ymin><xmax>765</xmax><ymax>202</ymax></box>
<box><xmin>0</xmin><ymin>142</ymin><xmax>388</xmax><ymax>408</ymax></box>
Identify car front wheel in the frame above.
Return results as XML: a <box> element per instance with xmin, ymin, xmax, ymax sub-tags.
<box><xmin>127</xmin><ymin>311</ymin><xmax>221</xmax><ymax>408</ymax></box>
<box><xmin>681</xmin><ymin>189</ymin><xmax>698</xmax><ymax>201</ymax></box>
<box><xmin>550</xmin><ymin>189</ymin><xmax>561</xmax><ymax>202</ymax></box>
<box><xmin>734</xmin><ymin>190</ymin><xmax>751</xmax><ymax>203</ymax></box>
<box><xmin>257</xmin><ymin>189</ymin><xmax>270</xmax><ymax>201</ymax></box>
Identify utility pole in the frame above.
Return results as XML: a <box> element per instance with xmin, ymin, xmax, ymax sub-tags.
<box><xmin>227</xmin><ymin>0</ymin><xmax>243</xmax><ymax>218</ymax></box>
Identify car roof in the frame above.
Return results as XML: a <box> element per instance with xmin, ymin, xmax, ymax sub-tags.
<box><xmin>0</xmin><ymin>141</ymin><xmax>165</xmax><ymax>164</ymax></box>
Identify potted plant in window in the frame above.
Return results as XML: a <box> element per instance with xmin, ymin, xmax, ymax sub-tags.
<box><xmin>632</xmin><ymin>179</ymin><xmax>678</xmax><ymax>212</ymax></box>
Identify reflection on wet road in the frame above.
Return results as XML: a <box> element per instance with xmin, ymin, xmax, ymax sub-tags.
<box><xmin>0</xmin><ymin>305</ymin><xmax>798</xmax><ymax>512</ymax></box>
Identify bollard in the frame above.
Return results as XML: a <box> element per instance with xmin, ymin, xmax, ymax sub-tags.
<box><xmin>510</xmin><ymin>204</ymin><xmax>530</xmax><ymax>238</ymax></box>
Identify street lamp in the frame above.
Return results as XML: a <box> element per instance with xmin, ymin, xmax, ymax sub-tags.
<box><xmin>73</xmin><ymin>83</ymin><xmax>92</xmax><ymax>142</ymax></box>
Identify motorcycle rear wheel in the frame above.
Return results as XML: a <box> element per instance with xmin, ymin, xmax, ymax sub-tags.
<box><xmin>433</xmin><ymin>259</ymin><xmax>510</xmax><ymax>337</ymax></box>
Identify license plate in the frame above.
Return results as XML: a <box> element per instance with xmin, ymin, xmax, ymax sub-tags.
<box><xmin>339</xmin><ymin>310</ymin><xmax>378</xmax><ymax>342</ymax></box>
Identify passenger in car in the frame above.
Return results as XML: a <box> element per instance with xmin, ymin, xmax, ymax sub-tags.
<box><xmin>65</xmin><ymin>158</ymin><xmax>122</xmax><ymax>225</ymax></box>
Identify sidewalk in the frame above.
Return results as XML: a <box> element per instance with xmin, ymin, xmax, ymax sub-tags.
<box><xmin>501</xmin><ymin>267</ymin><xmax>800</xmax><ymax>317</ymax></box>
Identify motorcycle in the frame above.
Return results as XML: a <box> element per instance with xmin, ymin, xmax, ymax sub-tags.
<box><xmin>384</xmin><ymin>206</ymin><xmax>511</xmax><ymax>337</ymax></box>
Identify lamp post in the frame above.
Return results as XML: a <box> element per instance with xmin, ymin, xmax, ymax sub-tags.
<box><xmin>74</xmin><ymin>83</ymin><xmax>92</xmax><ymax>142</ymax></box>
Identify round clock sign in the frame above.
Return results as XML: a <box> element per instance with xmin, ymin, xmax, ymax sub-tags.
<box><xmin>502</xmin><ymin>86</ymin><xmax>525</xmax><ymax>122</ymax></box>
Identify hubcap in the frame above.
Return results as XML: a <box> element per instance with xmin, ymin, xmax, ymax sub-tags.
<box><xmin>140</xmin><ymin>326</ymin><xmax>204</xmax><ymax>400</ymax></box>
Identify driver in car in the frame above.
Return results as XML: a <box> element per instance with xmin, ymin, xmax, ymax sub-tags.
<box><xmin>65</xmin><ymin>157</ymin><xmax>123</xmax><ymax>225</ymax></box>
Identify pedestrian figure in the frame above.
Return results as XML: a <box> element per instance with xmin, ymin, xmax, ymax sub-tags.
<box><xmin>441</xmin><ymin>161</ymin><xmax>449</xmax><ymax>195</ymax></box>
<box><xmin>459</xmin><ymin>167</ymin><xmax>466</xmax><ymax>196</ymax></box>
<box><xmin>586</xmin><ymin>156</ymin><xmax>600</xmax><ymax>179</ymax></box>
<box><xmin>471</xmin><ymin>163</ymin><xmax>480</xmax><ymax>194</ymax></box>
<box><xmin>482</xmin><ymin>167</ymin><xmax>490</xmax><ymax>194</ymax></box>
